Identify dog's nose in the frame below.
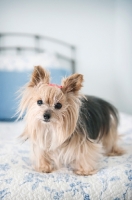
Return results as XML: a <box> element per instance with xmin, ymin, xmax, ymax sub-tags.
<box><xmin>43</xmin><ymin>113</ymin><xmax>51</xmax><ymax>122</ymax></box>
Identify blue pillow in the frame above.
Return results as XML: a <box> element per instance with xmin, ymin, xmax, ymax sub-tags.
<box><xmin>0</xmin><ymin>68</ymin><xmax>71</xmax><ymax>121</ymax></box>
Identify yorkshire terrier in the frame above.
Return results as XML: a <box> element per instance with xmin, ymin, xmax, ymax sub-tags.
<box><xmin>18</xmin><ymin>66</ymin><xmax>124</xmax><ymax>175</ymax></box>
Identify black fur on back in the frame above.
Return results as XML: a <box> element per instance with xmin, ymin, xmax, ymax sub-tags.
<box><xmin>77</xmin><ymin>95</ymin><xmax>119</xmax><ymax>140</ymax></box>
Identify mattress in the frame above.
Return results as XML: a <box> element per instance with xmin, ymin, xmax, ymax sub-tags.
<box><xmin>0</xmin><ymin>113</ymin><xmax>132</xmax><ymax>200</ymax></box>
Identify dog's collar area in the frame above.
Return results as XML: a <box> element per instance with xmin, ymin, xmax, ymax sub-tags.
<box><xmin>49</xmin><ymin>84</ymin><xmax>62</xmax><ymax>89</ymax></box>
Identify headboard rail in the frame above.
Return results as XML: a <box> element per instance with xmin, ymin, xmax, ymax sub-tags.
<box><xmin>0</xmin><ymin>33</ymin><xmax>76</xmax><ymax>73</ymax></box>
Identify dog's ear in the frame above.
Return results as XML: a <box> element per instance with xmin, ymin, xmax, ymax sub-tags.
<box><xmin>29</xmin><ymin>66</ymin><xmax>50</xmax><ymax>87</ymax></box>
<box><xmin>61</xmin><ymin>73</ymin><xmax>83</xmax><ymax>93</ymax></box>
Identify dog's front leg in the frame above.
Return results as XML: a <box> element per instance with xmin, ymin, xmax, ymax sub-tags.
<box><xmin>37</xmin><ymin>153</ymin><xmax>53</xmax><ymax>173</ymax></box>
<box><xmin>72</xmin><ymin>141</ymin><xmax>102</xmax><ymax>175</ymax></box>
<box><xmin>32</xmin><ymin>146</ymin><xmax>53</xmax><ymax>173</ymax></box>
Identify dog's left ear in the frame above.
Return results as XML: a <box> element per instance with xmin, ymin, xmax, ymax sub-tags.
<box><xmin>61</xmin><ymin>73</ymin><xmax>83</xmax><ymax>93</ymax></box>
<box><xmin>29</xmin><ymin>66</ymin><xmax>50</xmax><ymax>87</ymax></box>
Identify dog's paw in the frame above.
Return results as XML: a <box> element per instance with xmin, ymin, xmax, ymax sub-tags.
<box><xmin>73</xmin><ymin>167</ymin><xmax>97</xmax><ymax>176</ymax></box>
<box><xmin>35</xmin><ymin>164</ymin><xmax>53</xmax><ymax>173</ymax></box>
<box><xmin>107</xmin><ymin>146</ymin><xmax>126</xmax><ymax>156</ymax></box>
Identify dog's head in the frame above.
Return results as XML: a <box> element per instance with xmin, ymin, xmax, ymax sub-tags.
<box><xmin>18</xmin><ymin>66</ymin><xmax>83</xmax><ymax>149</ymax></box>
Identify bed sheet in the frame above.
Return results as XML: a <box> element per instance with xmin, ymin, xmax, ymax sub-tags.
<box><xmin>0</xmin><ymin>113</ymin><xmax>132</xmax><ymax>200</ymax></box>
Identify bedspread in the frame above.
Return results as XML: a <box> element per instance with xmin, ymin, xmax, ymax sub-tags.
<box><xmin>0</xmin><ymin>113</ymin><xmax>132</xmax><ymax>200</ymax></box>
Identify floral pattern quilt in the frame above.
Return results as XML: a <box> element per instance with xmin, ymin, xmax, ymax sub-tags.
<box><xmin>0</xmin><ymin>113</ymin><xmax>132</xmax><ymax>200</ymax></box>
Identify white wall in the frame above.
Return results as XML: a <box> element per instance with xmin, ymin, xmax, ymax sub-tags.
<box><xmin>0</xmin><ymin>0</ymin><xmax>132</xmax><ymax>114</ymax></box>
<box><xmin>114</xmin><ymin>0</ymin><xmax>132</xmax><ymax>114</ymax></box>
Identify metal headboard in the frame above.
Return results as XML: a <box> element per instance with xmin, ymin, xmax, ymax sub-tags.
<box><xmin>0</xmin><ymin>33</ymin><xmax>76</xmax><ymax>74</ymax></box>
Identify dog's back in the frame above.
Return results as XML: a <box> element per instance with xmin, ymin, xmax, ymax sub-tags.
<box><xmin>78</xmin><ymin>95</ymin><xmax>124</xmax><ymax>156</ymax></box>
<box><xmin>79</xmin><ymin>95</ymin><xmax>118</xmax><ymax>140</ymax></box>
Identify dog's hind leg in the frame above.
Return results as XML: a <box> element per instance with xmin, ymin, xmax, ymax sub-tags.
<box><xmin>102</xmin><ymin>125</ymin><xmax>125</xmax><ymax>156</ymax></box>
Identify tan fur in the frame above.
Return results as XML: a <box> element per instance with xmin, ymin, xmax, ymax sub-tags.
<box><xmin>102</xmin><ymin>116</ymin><xmax>125</xmax><ymax>156</ymax></box>
<box><xmin>18</xmin><ymin>66</ymin><xmax>124</xmax><ymax>175</ymax></box>
<box><xmin>61</xmin><ymin>73</ymin><xmax>83</xmax><ymax>94</ymax></box>
<box><xmin>29</xmin><ymin>65</ymin><xmax>50</xmax><ymax>87</ymax></box>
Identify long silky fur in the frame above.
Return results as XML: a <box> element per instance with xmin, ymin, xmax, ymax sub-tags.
<box><xmin>18</xmin><ymin>66</ymin><xmax>124</xmax><ymax>175</ymax></box>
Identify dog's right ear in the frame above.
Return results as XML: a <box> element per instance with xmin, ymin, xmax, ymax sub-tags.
<box><xmin>28</xmin><ymin>66</ymin><xmax>50</xmax><ymax>87</ymax></box>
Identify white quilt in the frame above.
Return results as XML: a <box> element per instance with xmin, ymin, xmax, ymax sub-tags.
<box><xmin>0</xmin><ymin>113</ymin><xmax>132</xmax><ymax>200</ymax></box>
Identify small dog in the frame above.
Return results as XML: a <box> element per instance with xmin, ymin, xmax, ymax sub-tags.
<box><xmin>18</xmin><ymin>66</ymin><xmax>124</xmax><ymax>175</ymax></box>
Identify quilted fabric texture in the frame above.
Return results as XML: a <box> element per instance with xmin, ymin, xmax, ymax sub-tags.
<box><xmin>0</xmin><ymin>113</ymin><xmax>132</xmax><ymax>200</ymax></box>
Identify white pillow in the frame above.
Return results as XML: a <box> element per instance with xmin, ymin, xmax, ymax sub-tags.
<box><xmin>0</xmin><ymin>53</ymin><xmax>61</xmax><ymax>71</ymax></box>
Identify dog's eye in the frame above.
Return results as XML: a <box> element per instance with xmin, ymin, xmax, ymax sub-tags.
<box><xmin>37</xmin><ymin>100</ymin><xmax>43</xmax><ymax>106</ymax></box>
<box><xmin>54</xmin><ymin>102</ymin><xmax>62</xmax><ymax>109</ymax></box>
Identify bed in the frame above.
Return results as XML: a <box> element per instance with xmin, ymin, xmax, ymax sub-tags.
<box><xmin>0</xmin><ymin>113</ymin><xmax>132</xmax><ymax>199</ymax></box>
<box><xmin>0</xmin><ymin>33</ymin><xmax>132</xmax><ymax>200</ymax></box>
